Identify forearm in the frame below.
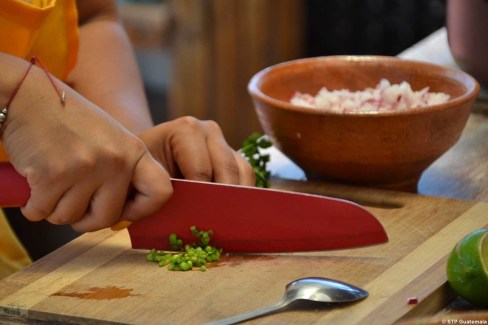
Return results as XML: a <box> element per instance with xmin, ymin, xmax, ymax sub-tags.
<box><xmin>0</xmin><ymin>54</ymin><xmax>31</xmax><ymax>113</ymax></box>
<box><xmin>0</xmin><ymin>53</ymin><xmax>172</xmax><ymax>232</ymax></box>
<box><xmin>0</xmin><ymin>53</ymin><xmax>61</xmax><ymax>137</ymax></box>
<box><xmin>66</xmin><ymin>17</ymin><xmax>153</xmax><ymax>134</ymax></box>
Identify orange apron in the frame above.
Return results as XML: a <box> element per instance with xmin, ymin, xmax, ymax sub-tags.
<box><xmin>0</xmin><ymin>0</ymin><xmax>79</xmax><ymax>279</ymax></box>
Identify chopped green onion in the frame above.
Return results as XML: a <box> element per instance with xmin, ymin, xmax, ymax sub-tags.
<box><xmin>146</xmin><ymin>226</ymin><xmax>222</xmax><ymax>272</ymax></box>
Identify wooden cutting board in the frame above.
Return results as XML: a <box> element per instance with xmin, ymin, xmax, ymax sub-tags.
<box><xmin>0</xmin><ymin>179</ymin><xmax>487</xmax><ymax>325</ymax></box>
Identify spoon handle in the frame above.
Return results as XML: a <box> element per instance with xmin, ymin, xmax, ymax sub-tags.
<box><xmin>206</xmin><ymin>298</ymin><xmax>290</xmax><ymax>325</ymax></box>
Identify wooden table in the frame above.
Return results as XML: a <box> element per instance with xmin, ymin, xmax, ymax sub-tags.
<box><xmin>1</xmin><ymin>29</ymin><xmax>487</xmax><ymax>324</ymax></box>
<box><xmin>399</xmin><ymin>28</ymin><xmax>488</xmax><ymax>202</ymax></box>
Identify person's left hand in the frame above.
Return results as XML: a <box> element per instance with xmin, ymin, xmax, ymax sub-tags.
<box><xmin>138</xmin><ymin>116</ymin><xmax>255</xmax><ymax>186</ymax></box>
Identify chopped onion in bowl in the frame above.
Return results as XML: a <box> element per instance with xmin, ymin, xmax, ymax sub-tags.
<box><xmin>290</xmin><ymin>79</ymin><xmax>450</xmax><ymax>113</ymax></box>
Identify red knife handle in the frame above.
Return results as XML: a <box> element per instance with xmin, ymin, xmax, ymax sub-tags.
<box><xmin>0</xmin><ymin>162</ymin><xmax>30</xmax><ymax>207</ymax></box>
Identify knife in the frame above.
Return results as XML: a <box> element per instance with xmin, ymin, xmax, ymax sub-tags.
<box><xmin>0</xmin><ymin>162</ymin><xmax>388</xmax><ymax>252</ymax></box>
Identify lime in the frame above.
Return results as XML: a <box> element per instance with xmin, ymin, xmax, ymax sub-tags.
<box><xmin>447</xmin><ymin>228</ymin><xmax>488</xmax><ymax>307</ymax></box>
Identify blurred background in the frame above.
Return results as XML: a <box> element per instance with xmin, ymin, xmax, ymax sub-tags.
<box><xmin>119</xmin><ymin>0</ymin><xmax>446</xmax><ymax>149</ymax></box>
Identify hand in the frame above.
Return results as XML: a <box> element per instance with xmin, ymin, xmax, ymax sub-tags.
<box><xmin>138</xmin><ymin>116</ymin><xmax>255</xmax><ymax>186</ymax></box>
<box><xmin>1</xmin><ymin>73</ymin><xmax>173</xmax><ymax>232</ymax></box>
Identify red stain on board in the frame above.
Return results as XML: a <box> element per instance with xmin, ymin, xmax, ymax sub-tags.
<box><xmin>51</xmin><ymin>286</ymin><xmax>139</xmax><ymax>300</ymax></box>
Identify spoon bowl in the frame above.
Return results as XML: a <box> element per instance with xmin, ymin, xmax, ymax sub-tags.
<box><xmin>285</xmin><ymin>277</ymin><xmax>368</xmax><ymax>303</ymax></box>
<box><xmin>207</xmin><ymin>277</ymin><xmax>368</xmax><ymax>325</ymax></box>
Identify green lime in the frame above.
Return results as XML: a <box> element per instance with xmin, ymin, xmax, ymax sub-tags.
<box><xmin>447</xmin><ymin>228</ymin><xmax>488</xmax><ymax>307</ymax></box>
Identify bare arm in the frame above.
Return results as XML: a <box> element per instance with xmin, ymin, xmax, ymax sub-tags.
<box><xmin>69</xmin><ymin>0</ymin><xmax>255</xmax><ymax>186</ymax></box>
<box><xmin>67</xmin><ymin>0</ymin><xmax>153</xmax><ymax>134</ymax></box>
<box><xmin>0</xmin><ymin>53</ymin><xmax>172</xmax><ymax>232</ymax></box>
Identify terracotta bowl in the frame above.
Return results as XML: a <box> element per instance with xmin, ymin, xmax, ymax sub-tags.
<box><xmin>248</xmin><ymin>56</ymin><xmax>480</xmax><ymax>192</ymax></box>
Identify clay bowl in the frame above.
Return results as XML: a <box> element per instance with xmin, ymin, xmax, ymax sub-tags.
<box><xmin>248</xmin><ymin>56</ymin><xmax>479</xmax><ymax>192</ymax></box>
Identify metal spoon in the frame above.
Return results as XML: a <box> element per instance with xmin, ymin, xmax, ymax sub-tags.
<box><xmin>207</xmin><ymin>277</ymin><xmax>368</xmax><ymax>325</ymax></box>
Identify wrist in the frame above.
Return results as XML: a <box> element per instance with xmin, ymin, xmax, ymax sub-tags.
<box><xmin>0</xmin><ymin>56</ymin><xmax>30</xmax><ymax>136</ymax></box>
<box><xmin>0</xmin><ymin>56</ymin><xmax>66</xmax><ymax>138</ymax></box>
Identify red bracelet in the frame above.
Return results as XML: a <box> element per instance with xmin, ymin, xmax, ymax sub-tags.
<box><xmin>0</xmin><ymin>56</ymin><xmax>66</xmax><ymax>135</ymax></box>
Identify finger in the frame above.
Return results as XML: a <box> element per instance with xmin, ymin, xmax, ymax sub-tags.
<box><xmin>204</xmin><ymin>121</ymin><xmax>240</xmax><ymax>184</ymax></box>
<box><xmin>170</xmin><ymin>127</ymin><xmax>214</xmax><ymax>182</ymax></box>
<box><xmin>233</xmin><ymin>151</ymin><xmax>256</xmax><ymax>186</ymax></box>
<box><xmin>70</xmin><ymin>173</ymin><xmax>130</xmax><ymax>233</ymax></box>
<box><xmin>44</xmin><ymin>182</ymin><xmax>96</xmax><ymax>225</ymax></box>
<box><xmin>21</xmin><ymin>181</ymin><xmax>69</xmax><ymax>222</ymax></box>
<box><xmin>120</xmin><ymin>153</ymin><xmax>173</xmax><ymax>222</ymax></box>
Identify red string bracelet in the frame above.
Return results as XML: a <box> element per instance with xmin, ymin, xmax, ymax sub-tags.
<box><xmin>0</xmin><ymin>56</ymin><xmax>66</xmax><ymax>135</ymax></box>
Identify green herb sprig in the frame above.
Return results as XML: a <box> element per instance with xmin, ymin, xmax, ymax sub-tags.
<box><xmin>146</xmin><ymin>226</ymin><xmax>222</xmax><ymax>272</ymax></box>
<box><xmin>241</xmin><ymin>132</ymin><xmax>272</xmax><ymax>188</ymax></box>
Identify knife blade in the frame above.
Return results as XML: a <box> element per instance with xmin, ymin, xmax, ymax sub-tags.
<box><xmin>0</xmin><ymin>162</ymin><xmax>388</xmax><ymax>252</ymax></box>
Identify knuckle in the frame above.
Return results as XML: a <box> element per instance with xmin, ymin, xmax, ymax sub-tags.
<box><xmin>203</xmin><ymin>120</ymin><xmax>222</xmax><ymax>134</ymax></box>
<box><xmin>174</xmin><ymin>117</ymin><xmax>225</xmax><ymax>137</ymax></box>
<box><xmin>26</xmin><ymin>163</ymin><xmax>67</xmax><ymax>186</ymax></box>
<box><xmin>47</xmin><ymin>162</ymin><xmax>71</xmax><ymax>181</ymax></box>
<box><xmin>21</xmin><ymin>205</ymin><xmax>49</xmax><ymax>222</ymax></box>
<box><xmin>101</xmin><ymin>139</ymin><xmax>145</xmax><ymax>172</ymax></box>
<box><xmin>23</xmin><ymin>167</ymin><xmax>43</xmax><ymax>187</ymax></box>
<box><xmin>176</xmin><ymin>116</ymin><xmax>200</xmax><ymax>130</ymax></box>
<box><xmin>73</xmin><ymin>154</ymin><xmax>97</xmax><ymax>175</ymax></box>
<box><xmin>102</xmin><ymin>147</ymin><xmax>128</xmax><ymax>170</ymax></box>
<box><xmin>46</xmin><ymin>213</ymin><xmax>76</xmax><ymax>225</ymax></box>
<box><xmin>186</xmin><ymin>166</ymin><xmax>213</xmax><ymax>181</ymax></box>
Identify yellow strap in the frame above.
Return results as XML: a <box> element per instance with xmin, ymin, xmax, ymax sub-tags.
<box><xmin>0</xmin><ymin>210</ymin><xmax>32</xmax><ymax>280</ymax></box>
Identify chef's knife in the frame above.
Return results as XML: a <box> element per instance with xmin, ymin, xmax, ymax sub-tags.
<box><xmin>0</xmin><ymin>162</ymin><xmax>388</xmax><ymax>252</ymax></box>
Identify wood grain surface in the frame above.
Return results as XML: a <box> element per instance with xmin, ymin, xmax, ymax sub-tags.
<box><xmin>1</xmin><ymin>181</ymin><xmax>487</xmax><ymax>325</ymax></box>
<box><xmin>167</xmin><ymin>0</ymin><xmax>304</xmax><ymax>148</ymax></box>
<box><xmin>419</xmin><ymin>111</ymin><xmax>488</xmax><ymax>202</ymax></box>
<box><xmin>399</xmin><ymin>27</ymin><xmax>488</xmax><ymax>203</ymax></box>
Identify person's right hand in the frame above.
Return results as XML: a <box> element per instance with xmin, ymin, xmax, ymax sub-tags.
<box><xmin>138</xmin><ymin>117</ymin><xmax>255</xmax><ymax>186</ymax></box>
<box><xmin>1</xmin><ymin>65</ymin><xmax>173</xmax><ymax>233</ymax></box>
